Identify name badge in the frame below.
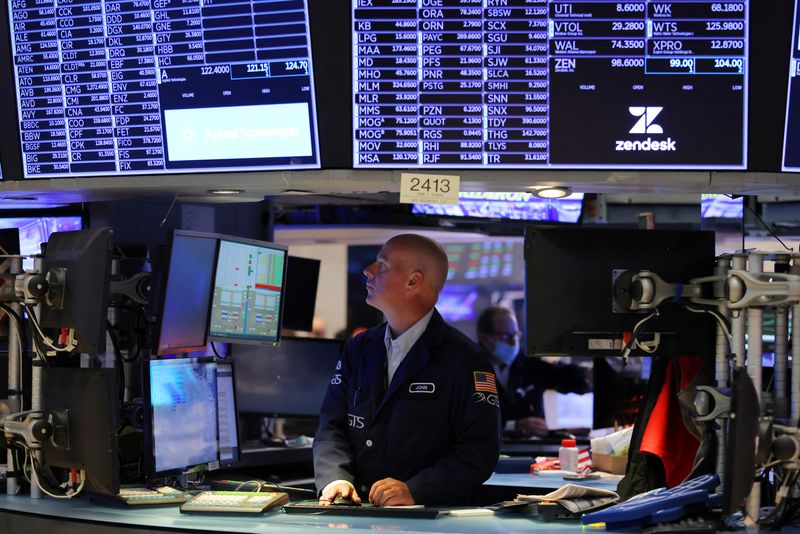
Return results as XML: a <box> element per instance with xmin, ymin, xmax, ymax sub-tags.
<box><xmin>409</xmin><ymin>382</ymin><xmax>435</xmax><ymax>394</ymax></box>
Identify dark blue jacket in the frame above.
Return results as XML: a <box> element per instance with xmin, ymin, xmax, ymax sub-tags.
<box><xmin>313</xmin><ymin>310</ymin><xmax>501</xmax><ymax>505</ymax></box>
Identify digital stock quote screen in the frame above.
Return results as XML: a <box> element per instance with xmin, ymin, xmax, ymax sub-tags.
<box><xmin>8</xmin><ymin>0</ymin><xmax>320</xmax><ymax>177</ymax></box>
<box><xmin>784</xmin><ymin>0</ymin><xmax>800</xmax><ymax>172</ymax></box>
<box><xmin>352</xmin><ymin>0</ymin><xmax>748</xmax><ymax>169</ymax></box>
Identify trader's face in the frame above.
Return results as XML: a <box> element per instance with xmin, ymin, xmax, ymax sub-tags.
<box><xmin>362</xmin><ymin>241</ymin><xmax>409</xmax><ymax>313</ymax></box>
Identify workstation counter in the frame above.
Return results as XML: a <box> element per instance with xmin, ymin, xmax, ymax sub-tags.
<box><xmin>0</xmin><ymin>494</ymin><xmax>626</xmax><ymax>534</ymax></box>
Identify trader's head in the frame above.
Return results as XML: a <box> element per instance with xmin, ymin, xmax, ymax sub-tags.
<box><xmin>477</xmin><ymin>307</ymin><xmax>522</xmax><ymax>366</ymax></box>
<box><xmin>362</xmin><ymin>234</ymin><xmax>448</xmax><ymax>322</ymax></box>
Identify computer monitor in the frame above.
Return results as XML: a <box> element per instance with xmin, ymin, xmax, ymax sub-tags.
<box><xmin>42</xmin><ymin>367</ymin><xmax>120</xmax><ymax>496</ymax></box>
<box><xmin>524</xmin><ymin>227</ymin><xmax>716</xmax><ymax>357</ymax></box>
<box><xmin>701</xmin><ymin>194</ymin><xmax>744</xmax><ymax>220</ymax></box>
<box><xmin>6</xmin><ymin>0</ymin><xmax>320</xmax><ymax>177</ymax></box>
<box><xmin>208</xmin><ymin>237</ymin><xmax>288</xmax><ymax>345</ymax></box>
<box><xmin>413</xmin><ymin>192</ymin><xmax>584</xmax><ymax>223</ymax></box>
<box><xmin>0</xmin><ymin>216</ymin><xmax>83</xmax><ymax>270</ymax></box>
<box><xmin>143</xmin><ymin>358</ymin><xmax>239</xmax><ymax>479</ymax></box>
<box><xmin>152</xmin><ymin>230</ymin><xmax>219</xmax><ymax>356</ymax></box>
<box><xmin>39</xmin><ymin>228</ymin><xmax>114</xmax><ymax>355</ymax></box>
<box><xmin>282</xmin><ymin>255</ymin><xmax>321</xmax><ymax>332</ymax></box>
<box><xmin>234</xmin><ymin>337</ymin><xmax>343</xmax><ymax>418</ymax></box>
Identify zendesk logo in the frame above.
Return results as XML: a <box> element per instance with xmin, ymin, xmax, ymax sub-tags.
<box><xmin>615</xmin><ymin>105</ymin><xmax>676</xmax><ymax>152</ymax></box>
<box><xmin>628</xmin><ymin>106</ymin><xmax>663</xmax><ymax>134</ymax></box>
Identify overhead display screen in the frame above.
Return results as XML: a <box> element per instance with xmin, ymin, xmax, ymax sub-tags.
<box><xmin>353</xmin><ymin>0</ymin><xmax>748</xmax><ymax>169</ymax></box>
<box><xmin>784</xmin><ymin>0</ymin><xmax>800</xmax><ymax>172</ymax></box>
<box><xmin>8</xmin><ymin>0</ymin><xmax>320</xmax><ymax>177</ymax></box>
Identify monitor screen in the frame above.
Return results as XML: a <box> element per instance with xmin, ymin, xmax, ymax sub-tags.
<box><xmin>413</xmin><ymin>192</ymin><xmax>584</xmax><ymax>223</ymax></box>
<box><xmin>0</xmin><ymin>216</ymin><xmax>82</xmax><ymax>270</ymax></box>
<box><xmin>784</xmin><ymin>0</ymin><xmax>800</xmax><ymax>171</ymax></box>
<box><xmin>282</xmin><ymin>255</ymin><xmax>321</xmax><ymax>332</ymax></box>
<box><xmin>701</xmin><ymin>194</ymin><xmax>744</xmax><ymax>219</ymax></box>
<box><xmin>154</xmin><ymin>230</ymin><xmax>218</xmax><ymax>355</ymax></box>
<box><xmin>525</xmin><ymin>227</ymin><xmax>716</xmax><ymax>357</ymax></box>
<box><xmin>8</xmin><ymin>0</ymin><xmax>320</xmax><ymax>178</ymax></box>
<box><xmin>144</xmin><ymin>358</ymin><xmax>239</xmax><ymax>478</ymax></box>
<box><xmin>234</xmin><ymin>337</ymin><xmax>343</xmax><ymax>417</ymax></box>
<box><xmin>208</xmin><ymin>238</ymin><xmax>288</xmax><ymax>345</ymax></box>
<box><xmin>352</xmin><ymin>2</ymin><xmax>748</xmax><ymax>169</ymax></box>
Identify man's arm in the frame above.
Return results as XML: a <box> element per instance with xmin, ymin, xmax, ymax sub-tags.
<box><xmin>313</xmin><ymin>338</ymin><xmax>359</xmax><ymax>496</ymax></box>
<box><xmin>404</xmin><ymin>358</ymin><xmax>501</xmax><ymax>505</ymax></box>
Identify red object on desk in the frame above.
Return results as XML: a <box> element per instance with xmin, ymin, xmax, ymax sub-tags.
<box><xmin>639</xmin><ymin>356</ymin><xmax>702</xmax><ymax>488</ymax></box>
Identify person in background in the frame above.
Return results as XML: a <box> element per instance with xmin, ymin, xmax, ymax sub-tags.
<box><xmin>314</xmin><ymin>234</ymin><xmax>501</xmax><ymax>506</ymax></box>
<box><xmin>476</xmin><ymin>306</ymin><xmax>591</xmax><ymax>437</ymax></box>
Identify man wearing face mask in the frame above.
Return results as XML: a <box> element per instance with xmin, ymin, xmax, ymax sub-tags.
<box><xmin>476</xmin><ymin>306</ymin><xmax>591</xmax><ymax>437</ymax></box>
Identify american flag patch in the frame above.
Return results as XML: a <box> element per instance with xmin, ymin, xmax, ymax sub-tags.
<box><xmin>473</xmin><ymin>371</ymin><xmax>497</xmax><ymax>394</ymax></box>
<box><xmin>578</xmin><ymin>447</ymin><xmax>592</xmax><ymax>473</ymax></box>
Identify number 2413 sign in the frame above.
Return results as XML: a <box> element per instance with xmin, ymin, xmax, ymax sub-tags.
<box><xmin>400</xmin><ymin>173</ymin><xmax>460</xmax><ymax>205</ymax></box>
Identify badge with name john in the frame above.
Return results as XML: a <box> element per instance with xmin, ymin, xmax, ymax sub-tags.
<box><xmin>409</xmin><ymin>382</ymin><xmax>435</xmax><ymax>394</ymax></box>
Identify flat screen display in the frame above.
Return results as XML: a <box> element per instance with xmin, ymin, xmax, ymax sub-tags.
<box><xmin>353</xmin><ymin>0</ymin><xmax>748</xmax><ymax>169</ymax></box>
<box><xmin>155</xmin><ymin>230</ymin><xmax>218</xmax><ymax>355</ymax></box>
<box><xmin>146</xmin><ymin>358</ymin><xmax>239</xmax><ymax>477</ymax></box>
<box><xmin>8</xmin><ymin>0</ymin><xmax>320</xmax><ymax>177</ymax></box>
<box><xmin>701</xmin><ymin>193</ymin><xmax>743</xmax><ymax>219</ymax></box>
<box><xmin>208</xmin><ymin>238</ymin><xmax>287</xmax><ymax>344</ymax></box>
<box><xmin>414</xmin><ymin>191</ymin><xmax>583</xmax><ymax>222</ymax></box>
<box><xmin>234</xmin><ymin>337</ymin><xmax>343</xmax><ymax>417</ymax></box>
<box><xmin>0</xmin><ymin>215</ymin><xmax>82</xmax><ymax>269</ymax></box>
<box><xmin>784</xmin><ymin>0</ymin><xmax>800</xmax><ymax>171</ymax></box>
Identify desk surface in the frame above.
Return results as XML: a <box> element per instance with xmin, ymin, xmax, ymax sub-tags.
<box><xmin>485</xmin><ymin>473</ymin><xmax>621</xmax><ymax>492</ymax></box>
<box><xmin>0</xmin><ymin>494</ymin><xmax>628</xmax><ymax>534</ymax></box>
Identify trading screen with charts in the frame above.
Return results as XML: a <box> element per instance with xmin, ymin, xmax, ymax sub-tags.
<box><xmin>209</xmin><ymin>239</ymin><xmax>286</xmax><ymax>343</ymax></box>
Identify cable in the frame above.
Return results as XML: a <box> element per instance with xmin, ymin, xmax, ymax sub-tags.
<box><xmin>0</xmin><ymin>301</ymin><xmax>28</xmax><ymax>409</ymax></box>
<box><xmin>29</xmin><ymin>453</ymin><xmax>85</xmax><ymax>499</ymax></box>
<box><xmin>684</xmin><ymin>305</ymin><xmax>733</xmax><ymax>344</ymax></box>
<box><xmin>23</xmin><ymin>304</ymin><xmax>75</xmax><ymax>354</ymax></box>
<box><xmin>744</xmin><ymin>201</ymin><xmax>793</xmax><ymax>252</ymax></box>
<box><xmin>621</xmin><ymin>310</ymin><xmax>659</xmax><ymax>362</ymax></box>
<box><xmin>210</xmin><ymin>341</ymin><xmax>225</xmax><ymax>360</ymax></box>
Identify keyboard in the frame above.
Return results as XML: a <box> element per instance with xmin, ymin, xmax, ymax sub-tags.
<box><xmin>90</xmin><ymin>486</ymin><xmax>194</xmax><ymax>506</ymax></box>
<box><xmin>581</xmin><ymin>474</ymin><xmax>719</xmax><ymax>529</ymax></box>
<box><xmin>283</xmin><ymin>500</ymin><xmax>440</xmax><ymax>519</ymax></box>
<box><xmin>180</xmin><ymin>490</ymin><xmax>288</xmax><ymax>514</ymax></box>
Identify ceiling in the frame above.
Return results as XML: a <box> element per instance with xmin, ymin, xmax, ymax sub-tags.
<box><xmin>2</xmin><ymin>169</ymin><xmax>800</xmax><ymax>208</ymax></box>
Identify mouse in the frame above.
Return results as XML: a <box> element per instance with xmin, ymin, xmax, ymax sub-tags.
<box><xmin>332</xmin><ymin>495</ymin><xmax>360</xmax><ymax>506</ymax></box>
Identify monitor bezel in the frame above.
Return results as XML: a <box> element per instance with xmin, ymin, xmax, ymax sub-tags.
<box><xmin>207</xmin><ymin>236</ymin><xmax>289</xmax><ymax>347</ymax></box>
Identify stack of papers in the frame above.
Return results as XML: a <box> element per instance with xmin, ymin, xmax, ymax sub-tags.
<box><xmin>518</xmin><ymin>484</ymin><xmax>620</xmax><ymax>515</ymax></box>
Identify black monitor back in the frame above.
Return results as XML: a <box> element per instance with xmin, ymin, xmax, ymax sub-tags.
<box><xmin>525</xmin><ymin>227</ymin><xmax>716</xmax><ymax>357</ymax></box>
<box><xmin>282</xmin><ymin>256</ymin><xmax>321</xmax><ymax>332</ymax></box>
<box><xmin>42</xmin><ymin>367</ymin><xmax>119</xmax><ymax>495</ymax></box>
<box><xmin>39</xmin><ymin>228</ymin><xmax>114</xmax><ymax>355</ymax></box>
<box><xmin>233</xmin><ymin>337</ymin><xmax>343</xmax><ymax>417</ymax></box>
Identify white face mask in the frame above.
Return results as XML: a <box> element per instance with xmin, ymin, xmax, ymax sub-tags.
<box><xmin>493</xmin><ymin>340</ymin><xmax>519</xmax><ymax>366</ymax></box>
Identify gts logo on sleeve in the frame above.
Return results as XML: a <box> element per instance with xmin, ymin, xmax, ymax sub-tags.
<box><xmin>348</xmin><ymin>414</ymin><xmax>365</xmax><ymax>429</ymax></box>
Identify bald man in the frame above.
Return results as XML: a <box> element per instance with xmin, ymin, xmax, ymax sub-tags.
<box><xmin>313</xmin><ymin>234</ymin><xmax>501</xmax><ymax>506</ymax></box>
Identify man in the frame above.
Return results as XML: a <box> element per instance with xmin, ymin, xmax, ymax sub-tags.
<box><xmin>314</xmin><ymin>234</ymin><xmax>501</xmax><ymax>506</ymax></box>
<box><xmin>476</xmin><ymin>306</ymin><xmax>591</xmax><ymax>437</ymax></box>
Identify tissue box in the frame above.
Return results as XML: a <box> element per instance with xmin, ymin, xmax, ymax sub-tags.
<box><xmin>592</xmin><ymin>453</ymin><xmax>628</xmax><ymax>475</ymax></box>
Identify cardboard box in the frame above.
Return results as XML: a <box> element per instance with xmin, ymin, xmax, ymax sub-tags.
<box><xmin>592</xmin><ymin>453</ymin><xmax>628</xmax><ymax>475</ymax></box>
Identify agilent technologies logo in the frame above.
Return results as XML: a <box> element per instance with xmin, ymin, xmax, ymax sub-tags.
<box><xmin>615</xmin><ymin>106</ymin><xmax>677</xmax><ymax>152</ymax></box>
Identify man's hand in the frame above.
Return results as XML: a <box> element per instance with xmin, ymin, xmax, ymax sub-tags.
<box><xmin>318</xmin><ymin>481</ymin><xmax>361</xmax><ymax>505</ymax></box>
<box><xmin>369</xmin><ymin>478</ymin><xmax>415</xmax><ymax>507</ymax></box>
<box><xmin>516</xmin><ymin>416</ymin><xmax>549</xmax><ymax>437</ymax></box>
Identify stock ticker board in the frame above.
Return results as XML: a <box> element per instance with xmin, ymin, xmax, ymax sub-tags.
<box><xmin>352</xmin><ymin>0</ymin><xmax>748</xmax><ymax>169</ymax></box>
<box><xmin>8</xmin><ymin>0</ymin><xmax>320</xmax><ymax>177</ymax></box>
